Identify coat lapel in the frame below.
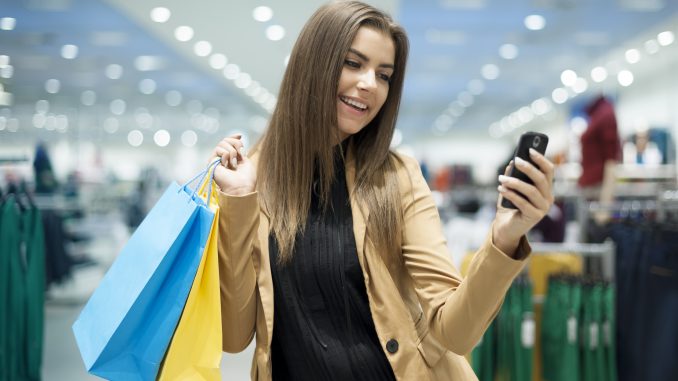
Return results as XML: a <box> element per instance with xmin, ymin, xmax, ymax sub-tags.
<box><xmin>345</xmin><ymin>146</ymin><xmax>369</xmax><ymax>264</ymax></box>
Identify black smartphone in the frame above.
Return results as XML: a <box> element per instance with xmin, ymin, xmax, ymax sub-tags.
<box><xmin>501</xmin><ymin>131</ymin><xmax>549</xmax><ymax>209</ymax></box>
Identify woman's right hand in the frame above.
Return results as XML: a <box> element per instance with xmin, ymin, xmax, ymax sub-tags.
<box><xmin>210</xmin><ymin>134</ymin><xmax>257</xmax><ymax>196</ymax></box>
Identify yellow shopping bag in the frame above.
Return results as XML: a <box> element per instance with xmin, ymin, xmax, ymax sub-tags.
<box><xmin>159</xmin><ymin>172</ymin><xmax>222</xmax><ymax>381</ymax></box>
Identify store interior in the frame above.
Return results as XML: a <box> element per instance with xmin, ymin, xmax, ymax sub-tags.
<box><xmin>1</xmin><ymin>0</ymin><xmax>677</xmax><ymax>380</ymax></box>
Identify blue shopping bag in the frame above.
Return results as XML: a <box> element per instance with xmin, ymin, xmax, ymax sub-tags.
<box><xmin>72</xmin><ymin>160</ymin><xmax>221</xmax><ymax>381</ymax></box>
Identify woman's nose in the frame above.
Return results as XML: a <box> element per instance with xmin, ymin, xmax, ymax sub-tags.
<box><xmin>357</xmin><ymin>70</ymin><xmax>377</xmax><ymax>91</ymax></box>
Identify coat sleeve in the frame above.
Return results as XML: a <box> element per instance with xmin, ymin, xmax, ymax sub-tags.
<box><xmin>396</xmin><ymin>154</ymin><xmax>531</xmax><ymax>355</ymax></box>
<box><xmin>217</xmin><ymin>190</ymin><xmax>259</xmax><ymax>353</ymax></box>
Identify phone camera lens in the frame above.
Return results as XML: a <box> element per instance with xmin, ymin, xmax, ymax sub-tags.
<box><xmin>533</xmin><ymin>136</ymin><xmax>541</xmax><ymax>147</ymax></box>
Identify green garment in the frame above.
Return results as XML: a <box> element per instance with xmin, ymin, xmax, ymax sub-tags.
<box><xmin>472</xmin><ymin>320</ymin><xmax>496</xmax><ymax>381</ymax></box>
<box><xmin>0</xmin><ymin>199</ymin><xmax>45</xmax><ymax>381</ymax></box>
<box><xmin>495</xmin><ymin>286</ymin><xmax>513</xmax><ymax>381</ymax></box>
<box><xmin>563</xmin><ymin>281</ymin><xmax>581</xmax><ymax>381</ymax></box>
<box><xmin>603</xmin><ymin>285</ymin><xmax>617</xmax><ymax>381</ymax></box>
<box><xmin>25</xmin><ymin>207</ymin><xmax>45</xmax><ymax>380</ymax></box>
<box><xmin>519</xmin><ymin>282</ymin><xmax>534</xmax><ymax>381</ymax></box>
<box><xmin>581</xmin><ymin>285</ymin><xmax>594</xmax><ymax>381</ymax></box>
<box><xmin>541</xmin><ymin>278</ymin><xmax>557</xmax><ymax>381</ymax></box>
<box><xmin>1</xmin><ymin>198</ymin><xmax>21</xmax><ymax>381</ymax></box>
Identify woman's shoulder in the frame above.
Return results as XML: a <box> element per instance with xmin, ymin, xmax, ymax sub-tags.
<box><xmin>389</xmin><ymin>150</ymin><xmax>422</xmax><ymax>176</ymax></box>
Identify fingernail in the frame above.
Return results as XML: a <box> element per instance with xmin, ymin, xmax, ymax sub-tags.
<box><xmin>498</xmin><ymin>185</ymin><xmax>506</xmax><ymax>193</ymax></box>
<box><xmin>529</xmin><ymin>148</ymin><xmax>539</xmax><ymax>156</ymax></box>
<box><xmin>239</xmin><ymin>147</ymin><xmax>245</xmax><ymax>156</ymax></box>
<box><xmin>231</xmin><ymin>157</ymin><xmax>238</xmax><ymax>168</ymax></box>
<box><xmin>515</xmin><ymin>157</ymin><xmax>527</xmax><ymax>167</ymax></box>
<box><xmin>498</xmin><ymin>175</ymin><xmax>508</xmax><ymax>183</ymax></box>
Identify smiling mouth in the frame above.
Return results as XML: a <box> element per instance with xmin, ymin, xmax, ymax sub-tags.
<box><xmin>339</xmin><ymin>96</ymin><xmax>368</xmax><ymax>111</ymax></box>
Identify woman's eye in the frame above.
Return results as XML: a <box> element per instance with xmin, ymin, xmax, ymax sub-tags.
<box><xmin>344</xmin><ymin>60</ymin><xmax>360</xmax><ymax>68</ymax></box>
<box><xmin>379</xmin><ymin>73</ymin><xmax>391</xmax><ymax>82</ymax></box>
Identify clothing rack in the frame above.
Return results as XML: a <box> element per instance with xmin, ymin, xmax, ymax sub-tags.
<box><xmin>0</xmin><ymin>155</ymin><xmax>30</xmax><ymax>164</ymax></box>
<box><xmin>527</xmin><ymin>241</ymin><xmax>615</xmax><ymax>305</ymax></box>
<box><xmin>530</xmin><ymin>241</ymin><xmax>615</xmax><ymax>257</ymax></box>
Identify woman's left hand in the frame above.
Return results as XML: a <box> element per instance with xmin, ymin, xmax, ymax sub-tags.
<box><xmin>493</xmin><ymin>148</ymin><xmax>555</xmax><ymax>257</ymax></box>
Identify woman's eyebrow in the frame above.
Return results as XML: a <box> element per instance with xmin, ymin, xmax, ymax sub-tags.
<box><xmin>348</xmin><ymin>48</ymin><xmax>394</xmax><ymax>69</ymax></box>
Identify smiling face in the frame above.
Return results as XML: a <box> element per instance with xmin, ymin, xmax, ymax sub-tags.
<box><xmin>336</xmin><ymin>26</ymin><xmax>395</xmax><ymax>141</ymax></box>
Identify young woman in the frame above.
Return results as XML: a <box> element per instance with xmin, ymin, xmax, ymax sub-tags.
<box><xmin>210</xmin><ymin>1</ymin><xmax>554</xmax><ymax>380</ymax></box>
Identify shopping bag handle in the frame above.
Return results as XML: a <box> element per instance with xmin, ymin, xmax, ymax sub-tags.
<box><xmin>181</xmin><ymin>158</ymin><xmax>221</xmax><ymax>205</ymax></box>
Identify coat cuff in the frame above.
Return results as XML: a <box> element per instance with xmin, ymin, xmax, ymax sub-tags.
<box><xmin>218</xmin><ymin>190</ymin><xmax>259</xmax><ymax>223</ymax></box>
<box><xmin>489</xmin><ymin>233</ymin><xmax>532</xmax><ymax>262</ymax></box>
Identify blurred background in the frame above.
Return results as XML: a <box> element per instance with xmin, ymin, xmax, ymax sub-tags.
<box><xmin>0</xmin><ymin>0</ymin><xmax>676</xmax><ymax>380</ymax></box>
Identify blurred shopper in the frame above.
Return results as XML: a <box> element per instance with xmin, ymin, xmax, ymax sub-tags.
<box><xmin>209</xmin><ymin>2</ymin><xmax>554</xmax><ymax>380</ymax></box>
<box><xmin>623</xmin><ymin>129</ymin><xmax>663</xmax><ymax>165</ymax></box>
<box><xmin>579</xmin><ymin>95</ymin><xmax>621</xmax><ymax>228</ymax></box>
<box><xmin>33</xmin><ymin>142</ymin><xmax>58</xmax><ymax>194</ymax></box>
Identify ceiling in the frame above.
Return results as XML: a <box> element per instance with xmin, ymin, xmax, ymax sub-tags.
<box><xmin>0</xmin><ymin>0</ymin><xmax>676</xmax><ymax>148</ymax></box>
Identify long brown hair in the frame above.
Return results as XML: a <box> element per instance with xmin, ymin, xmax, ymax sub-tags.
<box><xmin>257</xmin><ymin>1</ymin><xmax>409</xmax><ymax>264</ymax></box>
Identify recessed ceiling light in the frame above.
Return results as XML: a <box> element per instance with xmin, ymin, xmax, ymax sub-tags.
<box><xmin>128</xmin><ymin>130</ymin><xmax>143</xmax><ymax>147</ymax></box>
<box><xmin>625</xmin><ymin>49</ymin><xmax>641</xmax><ymax>64</ymax></box>
<box><xmin>481</xmin><ymin>64</ymin><xmax>499</xmax><ymax>80</ymax></box>
<box><xmin>139</xmin><ymin>79</ymin><xmax>156</xmax><ymax>95</ymax></box>
<box><xmin>560</xmin><ymin>69</ymin><xmax>577</xmax><ymax>87</ymax></box>
<box><xmin>194</xmin><ymin>41</ymin><xmax>212</xmax><ymax>57</ymax></box>
<box><xmin>468</xmin><ymin>79</ymin><xmax>485</xmax><ymax>95</ymax></box>
<box><xmin>644</xmin><ymin>39</ymin><xmax>659</xmax><ymax>54</ymax></box>
<box><xmin>110</xmin><ymin>99</ymin><xmax>126</xmax><ymax>115</ymax></box>
<box><xmin>0</xmin><ymin>18</ymin><xmax>16</xmax><ymax>31</ymax></box>
<box><xmin>105</xmin><ymin>64</ymin><xmax>123</xmax><ymax>79</ymax></box>
<box><xmin>45</xmin><ymin>79</ymin><xmax>60</xmax><ymax>94</ymax></box>
<box><xmin>246</xmin><ymin>81</ymin><xmax>261</xmax><ymax>97</ymax></box>
<box><xmin>590</xmin><ymin>66</ymin><xmax>608</xmax><ymax>82</ymax></box>
<box><xmin>175</xmin><ymin>26</ymin><xmax>194</xmax><ymax>42</ymax></box>
<box><xmin>235</xmin><ymin>73</ymin><xmax>252</xmax><ymax>89</ymax></box>
<box><xmin>551</xmin><ymin>88</ymin><xmax>568</xmax><ymax>104</ymax></box>
<box><xmin>617</xmin><ymin>70</ymin><xmax>634</xmax><ymax>87</ymax></box>
<box><xmin>266</xmin><ymin>25</ymin><xmax>285</xmax><ymax>41</ymax></box>
<box><xmin>531</xmin><ymin>98</ymin><xmax>551</xmax><ymax>115</ymax></box>
<box><xmin>181</xmin><ymin>130</ymin><xmax>198</xmax><ymax>147</ymax></box>
<box><xmin>150</xmin><ymin>7</ymin><xmax>171</xmax><ymax>23</ymax></box>
<box><xmin>498</xmin><ymin>43</ymin><xmax>518</xmax><ymax>60</ymax></box>
<box><xmin>657</xmin><ymin>31</ymin><xmax>675</xmax><ymax>46</ymax></box>
<box><xmin>154</xmin><ymin>129</ymin><xmax>171</xmax><ymax>147</ymax></box>
<box><xmin>223</xmin><ymin>64</ymin><xmax>240</xmax><ymax>80</ymax></box>
<box><xmin>103</xmin><ymin>117</ymin><xmax>119</xmax><ymax>134</ymax></box>
<box><xmin>253</xmin><ymin>6</ymin><xmax>273</xmax><ymax>22</ymax></box>
<box><xmin>35</xmin><ymin>99</ymin><xmax>49</xmax><ymax>113</ymax></box>
<box><xmin>524</xmin><ymin>15</ymin><xmax>545</xmax><ymax>31</ymax></box>
<box><xmin>32</xmin><ymin>113</ymin><xmax>45</xmax><ymax>128</ymax></box>
<box><xmin>573</xmin><ymin>77</ymin><xmax>588</xmax><ymax>93</ymax></box>
<box><xmin>61</xmin><ymin>44</ymin><xmax>78</xmax><ymax>59</ymax></box>
<box><xmin>209</xmin><ymin>53</ymin><xmax>227</xmax><ymax>69</ymax></box>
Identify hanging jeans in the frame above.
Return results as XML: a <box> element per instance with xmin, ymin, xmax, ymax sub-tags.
<box><xmin>609</xmin><ymin>223</ymin><xmax>678</xmax><ymax>381</ymax></box>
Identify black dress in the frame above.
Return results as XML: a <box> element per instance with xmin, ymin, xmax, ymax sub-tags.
<box><xmin>269</xmin><ymin>151</ymin><xmax>396</xmax><ymax>381</ymax></box>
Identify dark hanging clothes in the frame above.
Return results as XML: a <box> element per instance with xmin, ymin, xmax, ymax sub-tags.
<box><xmin>269</xmin><ymin>149</ymin><xmax>396</xmax><ymax>381</ymax></box>
<box><xmin>42</xmin><ymin>209</ymin><xmax>74</xmax><ymax>286</ymax></box>
<box><xmin>0</xmin><ymin>196</ymin><xmax>46</xmax><ymax>381</ymax></box>
<box><xmin>578</xmin><ymin>96</ymin><xmax>621</xmax><ymax>188</ymax></box>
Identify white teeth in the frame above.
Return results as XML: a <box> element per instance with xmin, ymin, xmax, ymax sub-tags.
<box><xmin>341</xmin><ymin>96</ymin><xmax>367</xmax><ymax>110</ymax></box>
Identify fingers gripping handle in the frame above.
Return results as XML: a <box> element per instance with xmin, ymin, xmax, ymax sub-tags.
<box><xmin>181</xmin><ymin>158</ymin><xmax>221</xmax><ymax>205</ymax></box>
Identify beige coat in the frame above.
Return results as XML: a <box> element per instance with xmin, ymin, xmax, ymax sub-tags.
<box><xmin>217</xmin><ymin>149</ymin><xmax>530</xmax><ymax>380</ymax></box>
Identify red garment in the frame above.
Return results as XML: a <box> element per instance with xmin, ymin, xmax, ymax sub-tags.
<box><xmin>578</xmin><ymin>96</ymin><xmax>621</xmax><ymax>187</ymax></box>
